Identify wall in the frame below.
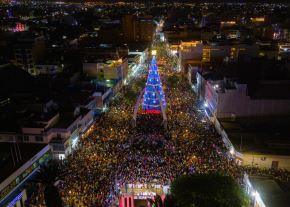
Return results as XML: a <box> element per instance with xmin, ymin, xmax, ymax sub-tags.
<box><xmin>34</xmin><ymin>64</ymin><xmax>62</xmax><ymax>75</ymax></box>
<box><xmin>21</xmin><ymin>127</ymin><xmax>42</xmax><ymax>135</ymax></box>
<box><xmin>216</xmin><ymin>84</ymin><xmax>290</xmax><ymax>118</ymax></box>
<box><xmin>179</xmin><ymin>43</ymin><xmax>259</xmax><ymax>67</ymax></box>
<box><xmin>38</xmin><ymin>113</ymin><xmax>59</xmax><ymax>129</ymax></box>
<box><xmin>83</xmin><ymin>63</ymin><xmax>98</xmax><ymax>77</ymax></box>
<box><xmin>79</xmin><ymin>110</ymin><xmax>94</xmax><ymax>132</ymax></box>
<box><xmin>44</xmin><ymin>129</ymin><xmax>71</xmax><ymax>142</ymax></box>
<box><xmin>138</xmin><ymin>20</ymin><xmax>154</xmax><ymax>42</ymax></box>
<box><xmin>212</xmin><ymin>117</ymin><xmax>290</xmax><ymax>171</ymax></box>
<box><xmin>104</xmin><ymin>65</ymin><xmax>122</xmax><ymax>80</ymax></box>
<box><xmin>0</xmin><ymin>134</ymin><xmax>18</xmax><ymax>142</ymax></box>
<box><xmin>242</xmin><ymin>154</ymin><xmax>290</xmax><ymax>170</ymax></box>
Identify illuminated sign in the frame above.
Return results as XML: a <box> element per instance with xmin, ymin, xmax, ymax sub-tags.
<box><xmin>250</xmin><ymin>17</ymin><xmax>265</xmax><ymax>22</ymax></box>
<box><xmin>134</xmin><ymin>192</ymin><xmax>156</xmax><ymax>200</ymax></box>
<box><xmin>221</xmin><ymin>21</ymin><xmax>236</xmax><ymax>25</ymax></box>
<box><xmin>7</xmin><ymin>192</ymin><xmax>22</xmax><ymax>207</ymax></box>
<box><xmin>14</xmin><ymin>23</ymin><xmax>25</xmax><ymax>32</ymax></box>
<box><xmin>143</xmin><ymin>110</ymin><xmax>161</xmax><ymax>114</ymax></box>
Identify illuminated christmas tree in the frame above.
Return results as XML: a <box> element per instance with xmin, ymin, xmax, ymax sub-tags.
<box><xmin>142</xmin><ymin>56</ymin><xmax>166</xmax><ymax>113</ymax></box>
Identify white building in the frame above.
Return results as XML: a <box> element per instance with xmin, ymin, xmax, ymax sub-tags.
<box><xmin>196</xmin><ymin>72</ymin><xmax>290</xmax><ymax>118</ymax></box>
<box><xmin>0</xmin><ymin>106</ymin><xmax>94</xmax><ymax>159</ymax></box>
<box><xmin>83</xmin><ymin>58</ymin><xmax>128</xmax><ymax>81</ymax></box>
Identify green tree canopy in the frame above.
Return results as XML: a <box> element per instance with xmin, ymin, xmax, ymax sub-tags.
<box><xmin>166</xmin><ymin>174</ymin><xmax>249</xmax><ymax>207</ymax></box>
<box><xmin>124</xmin><ymin>89</ymin><xmax>137</xmax><ymax>105</ymax></box>
<box><xmin>135</xmin><ymin>78</ymin><xmax>146</xmax><ymax>89</ymax></box>
<box><xmin>167</xmin><ymin>74</ymin><xmax>180</xmax><ymax>88</ymax></box>
<box><xmin>33</xmin><ymin>160</ymin><xmax>65</xmax><ymax>207</ymax></box>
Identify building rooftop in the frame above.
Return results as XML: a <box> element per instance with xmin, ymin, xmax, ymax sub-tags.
<box><xmin>126</xmin><ymin>43</ymin><xmax>148</xmax><ymax>53</ymax></box>
<box><xmin>250</xmin><ymin>81</ymin><xmax>290</xmax><ymax>100</ymax></box>
<box><xmin>0</xmin><ymin>64</ymin><xmax>34</xmax><ymax>98</ymax></box>
<box><xmin>250</xmin><ymin>176</ymin><xmax>290</xmax><ymax>207</ymax></box>
<box><xmin>52</xmin><ymin>112</ymin><xmax>78</xmax><ymax>129</ymax></box>
<box><xmin>0</xmin><ymin>143</ymin><xmax>47</xmax><ymax>183</ymax></box>
<box><xmin>219</xmin><ymin>117</ymin><xmax>290</xmax><ymax>155</ymax></box>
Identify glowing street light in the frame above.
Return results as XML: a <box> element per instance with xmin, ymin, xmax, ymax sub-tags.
<box><xmin>229</xmin><ymin>147</ymin><xmax>235</xmax><ymax>155</ymax></box>
<box><xmin>151</xmin><ymin>50</ymin><xmax>157</xmax><ymax>56</ymax></box>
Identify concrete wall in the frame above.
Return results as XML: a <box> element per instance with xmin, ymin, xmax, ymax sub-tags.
<box><xmin>216</xmin><ymin>84</ymin><xmax>290</xmax><ymax>118</ymax></box>
<box><xmin>243</xmin><ymin>153</ymin><xmax>290</xmax><ymax>170</ymax></box>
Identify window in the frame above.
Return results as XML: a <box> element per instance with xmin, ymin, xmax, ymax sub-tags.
<box><xmin>35</xmin><ymin>136</ymin><xmax>43</xmax><ymax>142</ymax></box>
<box><xmin>23</xmin><ymin>136</ymin><xmax>29</xmax><ymax>141</ymax></box>
<box><xmin>53</xmin><ymin>144</ymin><xmax>65</xmax><ymax>151</ymax></box>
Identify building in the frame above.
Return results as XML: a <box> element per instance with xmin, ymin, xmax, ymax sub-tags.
<box><xmin>13</xmin><ymin>32</ymin><xmax>45</xmax><ymax>76</ymax></box>
<box><xmin>244</xmin><ymin>175</ymin><xmax>290</xmax><ymax>207</ymax></box>
<box><xmin>83</xmin><ymin>58</ymin><xmax>128</xmax><ymax>83</ymax></box>
<box><xmin>195</xmin><ymin>70</ymin><xmax>290</xmax><ymax>119</ymax></box>
<box><xmin>137</xmin><ymin>18</ymin><xmax>155</xmax><ymax>42</ymax></box>
<box><xmin>0</xmin><ymin>63</ymin><xmax>96</xmax><ymax>159</ymax></box>
<box><xmin>0</xmin><ymin>106</ymin><xmax>94</xmax><ymax>160</ymax></box>
<box><xmin>122</xmin><ymin>15</ymin><xmax>136</xmax><ymax>42</ymax></box>
<box><xmin>33</xmin><ymin>63</ymin><xmax>63</xmax><ymax>75</ymax></box>
<box><xmin>215</xmin><ymin>117</ymin><xmax>290</xmax><ymax>170</ymax></box>
<box><xmin>176</xmin><ymin>40</ymin><xmax>259</xmax><ymax>73</ymax></box>
<box><xmin>92</xmin><ymin>88</ymin><xmax>112</xmax><ymax>110</ymax></box>
<box><xmin>0</xmin><ymin>143</ymin><xmax>51</xmax><ymax>207</ymax></box>
<box><xmin>122</xmin><ymin>14</ymin><xmax>155</xmax><ymax>43</ymax></box>
<box><xmin>0</xmin><ymin>90</ymin><xmax>95</xmax><ymax>160</ymax></box>
<box><xmin>33</xmin><ymin>48</ymin><xmax>65</xmax><ymax>75</ymax></box>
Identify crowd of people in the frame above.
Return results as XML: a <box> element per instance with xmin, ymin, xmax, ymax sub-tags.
<box><xmin>54</xmin><ymin>45</ymin><xmax>289</xmax><ymax>207</ymax></box>
<box><xmin>54</xmin><ymin>50</ymin><xmax>240</xmax><ymax>207</ymax></box>
<box><xmin>243</xmin><ymin>166</ymin><xmax>290</xmax><ymax>183</ymax></box>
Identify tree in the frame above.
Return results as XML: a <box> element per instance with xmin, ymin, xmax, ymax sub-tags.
<box><xmin>123</xmin><ymin>89</ymin><xmax>137</xmax><ymax>105</ymax></box>
<box><xmin>32</xmin><ymin>160</ymin><xmax>65</xmax><ymax>207</ymax></box>
<box><xmin>167</xmin><ymin>174</ymin><xmax>249</xmax><ymax>207</ymax></box>
<box><xmin>166</xmin><ymin>75</ymin><xmax>180</xmax><ymax>88</ymax></box>
<box><xmin>142</xmin><ymin>56</ymin><xmax>166</xmax><ymax>111</ymax></box>
<box><xmin>44</xmin><ymin>185</ymin><xmax>62</xmax><ymax>207</ymax></box>
<box><xmin>135</xmin><ymin>78</ymin><xmax>146</xmax><ymax>89</ymax></box>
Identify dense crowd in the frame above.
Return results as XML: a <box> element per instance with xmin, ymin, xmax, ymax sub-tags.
<box><xmin>243</xmin><ymin>166</ymin><xmax>290</xmax><ymax>183</ymax></box>
<box><xmin>52</xmin><ymin>46</ymin><xmax>289</xmax><ymax>207</ymax></box>
<box><xmin>54</xmin><ymin>51</ymin><xmax>243</xmax><ymax>207</ymax></box>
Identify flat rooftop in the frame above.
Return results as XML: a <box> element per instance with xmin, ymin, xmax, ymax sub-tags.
<box><xmin>0</xmin><ymin>143</ymin><xmax>47</xmax><ymax>183</ymax></box>
<box><xmin>52</xmin><ymin>112</ymin><xmax>77</xmax><ymax>129</ymax></box>
<box><xmin>219</xmin><ymin>116</ymin><xmax>290</xmax><ymax>155</ymax></box>
<box><xmin>250</xmin><ymin>176</ymin><xmax>290</xmax><ymax>207</ymax></box>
